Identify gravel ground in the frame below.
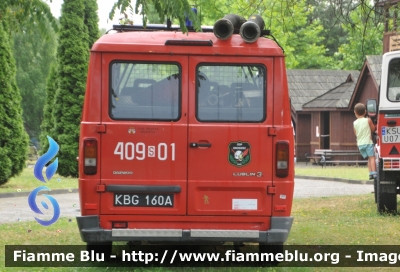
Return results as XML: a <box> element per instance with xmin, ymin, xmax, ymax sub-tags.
<box><xmin>0</xmin><ymin>178</ymin><xmax>374</xmax><ymax>224</ymax></box>
<box><xmin>293</xmin><ymin>178</ymin><xmax>373</xmax><ymax>199</ymax></box>
<box><xmin>0</xmin><ymin>191</ymin><xmax>80</xmax><ymax>224</ymax></box>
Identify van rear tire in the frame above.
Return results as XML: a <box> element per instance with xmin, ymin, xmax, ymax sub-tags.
<box><xmin>259</xmin><ymin>243</ymin><xmax>283</xmax><ymax>266</ymax></box>
<box><xmin>86</xmin><ymin>242</ymin><xmax>112</xmax><ymax>260</ymax></box>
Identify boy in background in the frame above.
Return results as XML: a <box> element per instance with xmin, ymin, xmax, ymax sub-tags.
<box><xmin>353</xmin><ymin>103</ymin><xmax>376</xmax><ymax>179</ymax></box>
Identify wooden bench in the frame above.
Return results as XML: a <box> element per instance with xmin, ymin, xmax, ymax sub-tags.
<box><xmin>322</xmin><ymin>150</ymin><xmax>367</xmax><ymax>168</ymax></box>
<box><xmin>305</xmin><ymin>149</ymin><xmax>332</xmax><ymax>165</ymax></box>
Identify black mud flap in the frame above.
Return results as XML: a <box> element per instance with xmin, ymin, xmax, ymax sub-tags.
<box><xmin>377</xmin><ymin>179</ymin><xmax>397</xmax><ymax>214</ymax></box>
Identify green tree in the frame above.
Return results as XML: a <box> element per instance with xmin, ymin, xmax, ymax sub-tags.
<box><xmin>0</xmin><ymin>22</ymin><xmax>29</xmax><ymax>185</ymax></box>
<box><xmin>12</xmin><ymin>19</ymin><xmax>57</xmax><ymax>140</ymax></box>
<box><xmin>146</xmin><ymin>3</ymin><xmax>165</xmax><ymax>24</ymax></box>
<box><xmin>306</xmin><ymin>0</ymin><xmax>352</xmax><ymax>57</ymax></box>
<box><xmin>39</xmin><ymin>64</ymin><xmax>58</xmax><ymax>154</ymax></box>
<box><xmin>84</xmin><ymin>0</ymin><xmax>100</xmax><ymax>49</ymax></box>
<box><xmin>268</xmin><ymin>2</ymin><xmax>332</xmax><ymax>69</ymax></box>
<box><xmin>0</xmin><ymin>0</ymin><xmax>57</xmax><ymax>183</ymax></box>
<box><xmin>334</xmin><ymin>3</ymin><xmax>383</xmax><ymax>70</ymax></box>
<box><xmin>190</xmin><ymin>0</ymin><xmax>333</xmax><ymax>68</ymax></box>
<box><xmin>52</xmin><ymin>0</ymin><xmax>89</xmax><ymax>177</ymax></box>
<box><xmin>1</xmin><ymin>1</ymin><xmax>58</xmax><ymax>46</ymax></box>
<box><xmin>110</xmin><ymin>0</ymin><xmax>200</xmax><ymax>32</ymax></box>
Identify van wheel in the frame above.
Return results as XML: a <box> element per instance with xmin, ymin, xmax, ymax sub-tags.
<box><xmin>259</xmin><ymin>243</ymin><xmax>283</xmax><ymax>266</ymax></box>
<box><xmin>86</xmin><ymin>242</ymin><xmax>112</xmax><ymax>260</ymax></box>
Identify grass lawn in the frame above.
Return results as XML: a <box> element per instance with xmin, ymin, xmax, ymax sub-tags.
<box><xmin>289</xmin><ymin>194</ymin><xmax>399</xmax><ymax>245</ymax></box>
<box><xmin>1</xmin><ymin>194</ymin><xmax>399</xmax><ymax>271</ymax></box>
<box><xmin>0</xmin><ymin>167</ymin><xmax>78</xmax><ymax>193</ymax></box>
<box><xmin>295</xmin><ymin>163</ymin><xmax>370</xmax><ymax>181</ymax></box>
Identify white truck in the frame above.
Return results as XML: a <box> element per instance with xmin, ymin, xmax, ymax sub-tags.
<box><xmin>367</xmin><ymin>51</ymin><xmax>400</xmax><ymax>213</ymax></box>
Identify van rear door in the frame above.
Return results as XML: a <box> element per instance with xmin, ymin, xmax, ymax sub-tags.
<box><xmin>99</xmin><ymin>54</ymin><xmax>188</xmax><ymax>215</ymax></box>
<box><xmin>187</xmin><ymin>56</ymin><xmax>274</xmax><ymax>216</ymax></box>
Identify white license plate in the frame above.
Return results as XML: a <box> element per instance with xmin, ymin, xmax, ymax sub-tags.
<box><xmin>114</xmin><ymin>193</ymin><xmax>174</xmax><ymax>207</ymax></box>
<box><xmin>382</xmin><ymin>126</ymin><xmax>400</xmax><ymax>143</ymax></box>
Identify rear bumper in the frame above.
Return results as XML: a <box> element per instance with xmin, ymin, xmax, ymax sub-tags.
<box><xmin>76</xmin><ymin>215</ymin><xmax>293</xmax><ymax>244</ymax></box>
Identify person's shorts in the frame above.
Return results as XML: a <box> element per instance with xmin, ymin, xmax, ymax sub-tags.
<box><xmin>358</xmin><ymin>144</ymin><xmax>375</xmax><ymax>158</ymax></box>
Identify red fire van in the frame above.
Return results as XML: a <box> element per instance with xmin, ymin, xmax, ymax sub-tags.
<box><xmin>77</xmin><ymin>15</ymin><xmax>294</xmax><ymax>255</ymax></box>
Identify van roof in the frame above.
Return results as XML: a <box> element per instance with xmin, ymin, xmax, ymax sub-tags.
<box><xmin>91</xmin><ymin>31</ymin><xmax>284</xmax><ymax>57</ymax></box>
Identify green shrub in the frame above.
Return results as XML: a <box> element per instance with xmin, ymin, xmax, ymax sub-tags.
<box><xmin>0</xmin><ymin>23</ymin><xmax>29</xmax><ymax>185</ymax></box>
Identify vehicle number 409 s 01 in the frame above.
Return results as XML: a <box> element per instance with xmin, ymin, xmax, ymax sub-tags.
<box><xmin>114</xmin><ymin>142</ymin><xmax>175</xmax><ymax>161</ymax></box>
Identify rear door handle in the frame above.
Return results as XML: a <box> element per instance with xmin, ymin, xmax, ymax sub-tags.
<box><xmin>189</xmin><ymin>142</ymin><xmax>211</xmax><ymax>148</ymax></box>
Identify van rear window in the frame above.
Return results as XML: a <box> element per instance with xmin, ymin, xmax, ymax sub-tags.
<box><xmin>196</xmin><ymin>64</ymin><xmax>266</xmax><ymax>122</ymax></box>
<box><xmin>109</xmin><ymin>62</ymin><xmax>180</xmax><ymax>120</ymax></box>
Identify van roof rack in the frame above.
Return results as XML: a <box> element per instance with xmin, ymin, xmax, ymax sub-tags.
<box><xmin>112</xmin><ymin>24</ymin><xmax>271</xmax><ymax>35</ymax></box>
<box><xmin>110</xmin><ymin>24</ymin><xmax>278</xmax><ymax>49</ymax></box>
<box><xmin>112</xmin><ymin>24</ymin><xmax>214</xmax><ymax>33</ymax></box>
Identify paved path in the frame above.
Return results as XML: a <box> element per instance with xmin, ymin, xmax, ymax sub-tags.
<box><xmin>0</xmin><ymin>178</ymin><xmax>374</xmax><ymax>224</ymax></box>
<box><xmin>294</xmin><ymin>178</ymin><xmax>373</xmax><ymax>198</ymax></box>
<box><xmin>0</xmin><ymin>191</ymin><xmax>80</xmax><ymax>224</ymax></box>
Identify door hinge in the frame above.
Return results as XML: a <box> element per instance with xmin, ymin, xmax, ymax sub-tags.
<box><xmin>97</xmin><ymin>124</ymin><xmax>106</xmax><ymax>133</ymax></box>
<box><xmin>267</xmin><ymin>186</ymin><xmax>276</xmax><ymax>194</ymax></box>
<box><xmin>268</xmin><ymin>127</ymin><xmax>277</xmax><ymax>136</ymax></box>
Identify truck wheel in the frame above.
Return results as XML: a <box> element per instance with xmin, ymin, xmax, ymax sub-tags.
<box><xmin>259</xmin><ymin>243</ymin><xmax>283</xmax><ymax>266</ymax></box>
<box><xmin>86</xmin><ymin>242</ymin><xmax>112</xmax><ymax>260</ymax></box>
<box><xmin>373</xmin><ymin>178</ymin><xmax>377</xmax><ymax>203</ymax></box>
<box><xmin>376</xmin><ymin>172</ymin><xmax>397</xmax><ymax>214</ymax></box>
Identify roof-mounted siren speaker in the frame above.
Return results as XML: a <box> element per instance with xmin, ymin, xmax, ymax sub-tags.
<box><xmin>213</xmin><ymin>14</ymin><xmax>246</xmax><ymax>40</ymax></box>
<box><xmin>185</xmin><ymin>7</ymin><xmax>197</xmax><ymax>27</ymax></box>
<box><xmin>239</xmin><ymin>15</ymin><xmax>265</xmax><ymax>43</ymax></box>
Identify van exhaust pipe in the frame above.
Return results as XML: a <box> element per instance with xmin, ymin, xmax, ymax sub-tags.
<box><xmin>213</xmin><ymin>14</ymin><xmax>246</xmax><ymax>40</ymax></box>
<box><xmin>239</xmin><ymin>15</ymin><xmax>265</xmax><ymax>43</ymax></box>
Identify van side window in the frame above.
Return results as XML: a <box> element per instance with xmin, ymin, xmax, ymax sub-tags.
<box><xmin>196</xmin><ymin>64</ymin><xmax>266</xmax><ymax>122</ymax></box>
<box><xmin>110</xmin><ymin>62</ymin><xmax>181</xmax><ymax>120</ymax></box>
<box><xmin>388</xmin><ymin>58</ymin><xmax>400</xmax><ymax>102</ymax></box>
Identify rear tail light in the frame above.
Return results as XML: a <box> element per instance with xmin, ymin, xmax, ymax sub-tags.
<box><xmin>384</xmin><ymin>160</ymin><xmax>391</xmax><ymax>169</ymax></box>
<box><xmin>383</xmin><ymin>158</ymin><xmax>400</xmax><ymax>170</ymax></box>
<box><xmin>84</xmin><ymin>138</ymin><xmax>97</xmax><ymax>175</ymax></box>
<box><xmin>276</xmin><ymin>141</ymin><xmax>289</xmax><ymax>178</ymax></box>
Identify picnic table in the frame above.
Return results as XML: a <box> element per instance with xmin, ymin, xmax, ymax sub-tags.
<box><xmin>305</xmin><ymin>149</ymin><xmax>367</xmax><ymax>168</ymax></box>
<box><xmin>321</xmin><ymin>150</ymin><xmax>367</xmax><ymax>168</ymax></box>
<box><xmin>305</xmin><ymin>149</ymin><xmax>331</xmax><ymax>165</ymax></box>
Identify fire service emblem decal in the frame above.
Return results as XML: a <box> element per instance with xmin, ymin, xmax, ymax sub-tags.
<box><xmin>228</xmin><ymin>141</ymin><xmax>251</xmax><ymax>167</ymax></box>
